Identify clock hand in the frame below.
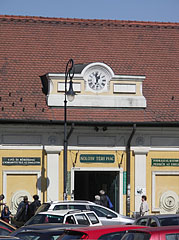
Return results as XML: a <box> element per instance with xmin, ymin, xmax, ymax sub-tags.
<box><xmin>95</xmin><ymin>72</ymin><xmax>100</xmax><ymax>84</ymax></box>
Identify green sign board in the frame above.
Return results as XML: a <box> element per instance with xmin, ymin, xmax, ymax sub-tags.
<box><xmin>123</xmin><ymin>171</ymin><xmax>127</xmax><ymax>195</ymax></box>
<box><xmin>2</xmin><ymin>157</ymin><xmax>41</xmax><ymax>166</ymax></box>
<box><xmin>152</xmin><ymin>159</ymin><xmax>179</xmax><ymax>167</ymax></box>
<box><xmin>80</xmin><ymin>154</ymin><xmax>115</xmax><ymax>163</ymax></box>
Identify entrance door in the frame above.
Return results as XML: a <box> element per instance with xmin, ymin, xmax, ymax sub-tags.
<box><xmin>74</xmin><ymin>171</ymin><xmax>119</xmax><ymax>212</ymax></box>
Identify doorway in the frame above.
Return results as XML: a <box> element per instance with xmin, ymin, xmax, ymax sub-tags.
<box><xmin>74</xmin><ymin>170</ymin><xmax>120</xmax><ymax>212</ymax></box>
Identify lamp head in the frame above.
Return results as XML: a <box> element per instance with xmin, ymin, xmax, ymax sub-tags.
<box><xmin>67</xmin><ymin>80</ymin><xmax>75</xmax><ymax>102</ymax></box>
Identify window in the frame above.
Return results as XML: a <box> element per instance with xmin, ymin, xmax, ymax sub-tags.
<box><xmin>75</xmin><ymin>214</ymin><xmax>90</xmax><ymax>225</ymax></box>
<box><xmin>149</xmin><ymin>218</ymin><xmax>158</xmax><ymax>227</ymax></box>
<box><xmin>89</xmin><ymin>205</ymin><xmax>117</xmax><ymax>218</ymax></box>
<box><xmin>122</xmin><ymin>232</ymin><xmax>150</xmax><ymax>240</ymax></box>
<box><xmin>99</xmin><ymin>231</ymin><xmax>126</xmax><ymax>240</ymax></box>
<box><xmin>135</xmin><ymin>218</ymin><xmax>148</xmax><ymax>226</ymax></box>
<box><xmin>160</xmin><ymin>217</ymin><xmax>179</xmax><ymax>226</ymax></box>
<box><xmin>166</xmin><ymin>234</ymin><xmax>179</xmax><ymax>240</ymax></box>
<box><xmin>53</xmin><ymin>205</ymin><xmax>68</xmax><ymax>210</ymax></box>
<box><xmin>69</xmin><ymin>205</ymin><xmax>87</xmax><ymax>210</ymax></box>
<box><xmin>65</xmin><ymin>215</ymin><xmax>75</xmax><ymax>224</ymax></box>
<box><xmin>86</xmin><ymin>212</ymin><xmax>99</xmax><ymax>224</ymax></box>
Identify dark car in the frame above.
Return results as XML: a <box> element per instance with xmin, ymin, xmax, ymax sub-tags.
<box><xmin>10</xmin><ymin>223</ymin><xmax>87</xmax><ymax>236</ymax></box>
<box><xmin>12</xmin><ymin>228</ymin><xmax>66</xmax><ymax>240</ymax></box>
<box><xmin>121</xmin><ymin>225</ymin><xmax>179</xmax><ymax>240</ymax></box>
<box><xmin>11</xmin><ymin>228</ymin><xmax>65</xmax><ymax>240</ymax></box>
<box><xmin>0</xmin><ymin>226</ymin><xmax>13</xmax><ymax>236</ymax></box>
<box><xmin>133</xmin><ymin>214</ymin><xmax>179</xmax><ymax>227</ymax></box>
<box><xmin>0</xmin><ymin>220</ymin><xmax>16</xmax><ymax>232</ymax></box>
<box><xmin>0</xmin><ymin>237</ymin><xmax>20</xmax><ymax>240</ymax></box>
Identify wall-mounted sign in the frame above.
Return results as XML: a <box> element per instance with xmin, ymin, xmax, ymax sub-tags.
<box><xmin>80</xmin><ymin>154</ymin><xmax>115</xmax><ymax>163</ymax></box>
<box><xmin>152</xmin><ymin>159</ymin><xmax>179</xmax><ymax>167</ymax></box>
<box><xmin>2</xmin><ymin>157</ymin><xmax>41</xmax><ymax>166</ymax></box>
<box><xmin>123</xmin><ymin>171</ymin><xmax>127</xmax><ymax>195</ymax></box>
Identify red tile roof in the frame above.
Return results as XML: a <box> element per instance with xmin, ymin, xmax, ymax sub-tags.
<box><xmin>0</xmin><ymin>15</ymin><xmax>179</xmax><ymax>125</ymax></box>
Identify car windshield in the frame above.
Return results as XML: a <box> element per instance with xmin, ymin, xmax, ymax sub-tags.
<box><xmin>26</xmin><ymin>213</ymin><xmax>64</xmax><ymax>225</ymax></box>
<box><xmin>89</xmin><ymin>205</ymin><xmax>117</xmax><ymax>218</ymax></box>
<box><xmin>35</xmin><ymin>203</ymin><xmax>50</xmax><ymax>214</ymax></box>
<box><xmin>16</xmin><ymin>232</ymin><xmax>61</xmax><ymax>240</ymax></box>
<box><xmin>159</xmin><ymin>217</ymin><xmax>179</xmax><ymax>226</ymax></box>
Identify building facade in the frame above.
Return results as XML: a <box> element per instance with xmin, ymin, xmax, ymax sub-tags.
<box><xmin>0</xmin><ymin>15</ymin><xmax>179</xmax><ymax>216</ymax></box>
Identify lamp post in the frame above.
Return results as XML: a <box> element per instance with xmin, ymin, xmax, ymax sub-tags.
<box><xmin>63</xmin><ymin>59</ymin><xmax>75</xmax><ymax>200</ymax></box>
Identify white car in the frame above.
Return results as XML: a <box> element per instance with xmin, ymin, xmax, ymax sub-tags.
<box><xmin>25</xmin><ymin>209</ymin><xmax>102</xmax><ymax>226</ymax></box>
<box><xmin>36</xmin><ymin>200</ymin><xmax>135</xmax><ymax>225</ymax></box>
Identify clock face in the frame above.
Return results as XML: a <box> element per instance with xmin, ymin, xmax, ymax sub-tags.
<box><xmin>88</xmin><ymin>70</ymin><xmax>107</xmax><ymax>91</ymax></box>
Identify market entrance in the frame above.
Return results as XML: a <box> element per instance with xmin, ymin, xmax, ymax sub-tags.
<box><xmin>74</xmin><ymin>171</ymin><xmax>120</xmax><ymax>212</ymax></box>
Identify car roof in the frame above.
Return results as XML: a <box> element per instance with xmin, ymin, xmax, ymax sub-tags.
<box><xmin>39</xmin><ymin>209</ymin><xmax>95</xmax><ymax>215</ymax></box>
<box><xmin>64</xmin><ymin>225</ymin><xmax>147</xmax><ymax>234</ymax></box>
<box><xmin>127</xmin><ymin>225</ymin><xmax>179</xmax><ymax>234</ymax></box>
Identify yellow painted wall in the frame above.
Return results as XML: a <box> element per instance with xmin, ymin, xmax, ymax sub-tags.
<box><xmin>147</xmin><ymin>151</ymin><xmax>179</xmax><ymax>213</ymax></box>
<box><xmin>0</xmin><ymin>149</ymin><xmax>44</xmax><ymax>211</ymax></box>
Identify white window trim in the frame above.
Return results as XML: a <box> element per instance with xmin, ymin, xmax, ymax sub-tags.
<box><xmin>3</xmin><ymin>170</ymin><xmax>41</xmax><ymax>202</ymax></box>
<box><xmin>71</xmin><ymin>167</ymin><xmax>124</xmax><ymax>215</ymax></box>
<box><xmin>152</xmin><ymin>171</ymin><xmax>179</xmax><ymax>212</ymax></box>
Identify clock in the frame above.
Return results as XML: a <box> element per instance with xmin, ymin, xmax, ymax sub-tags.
<box><xmin>87</xmin><ymin>70</ymin><xmax>107</xmax><ymax>91</ymax></box>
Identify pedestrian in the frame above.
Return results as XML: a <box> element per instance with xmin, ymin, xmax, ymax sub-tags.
<box><xmin>15</xmin><ymin>196</ymin><xmax>31</xmax><ymax>225</ymax></box>
<box><xmin>29</xmin><ymin>194</ymin><xmax>41</xmax><ymax>217</ymax></box>
<box><xmin>140</xmin><ymin>195</ymin><xmax>149</xmax><ymax>216</ymax></box>
<box><xmin>99</xmin><ymin>190</ymin><xmax>108</xmax><ymax>207</ymax></box>
<box><xmin>0</xmin><ymin>194</ymin><xmax>6</xmax><ymax>206</ymax></box>
<box><xmin>94</xmin><ymin>195</ymin><xmax>101</xmax><ymax>205</ymax></box>
<box><xmin>1</xmin><ymin>206</ymin><xmax>12</xmax><ymax>223</ymax></box>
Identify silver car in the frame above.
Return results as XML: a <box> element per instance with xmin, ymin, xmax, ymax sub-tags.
<box><xmin>36</xmin><ymin>200</ymin><xmax>135</xmax><ymax>225</ymax></box>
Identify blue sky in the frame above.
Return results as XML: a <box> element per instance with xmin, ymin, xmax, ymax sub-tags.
<box><xmin>0</xmin><ymin>0</ymin><xmax>179</xmax><ymax>22</ymax></box>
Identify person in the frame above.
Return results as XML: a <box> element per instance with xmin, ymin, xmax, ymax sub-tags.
<box><xmin>94</xmin><ymin>195</ymin><xmax>101</xmax><ymax>205</ymax></box>
<box><xmin>0</xmin><ymin>194</ymin><xmax>6</xmax><ymax>206</ymax></box>
<box><xmin>1</xmin><ymin>206</ymin><xmax>12</xmax><ymax>223</ymax></box>
<box><xmin>99</xmin><ymin>190</ymin><xmax>108</xmax><ymax>207</ymax></box>
<box><xmin>15</xmin><ymin>196</ymin><xmax>31</xmax><ymax>225</ymax></box>
<box><xmin>29</xmin><ymin>194</ymin><xmax>41</xmax><ymax>217</ymax></box>
<box><xmin>140</xmin><ymin>195</ymin><xmax>149</xmax><ymax>216</ymax></box>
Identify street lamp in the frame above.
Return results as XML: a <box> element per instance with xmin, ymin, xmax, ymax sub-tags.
<box><xmin>63</xmin><ymin>59</ymin><xmax>75</xmax><ymax>200</ymax></box>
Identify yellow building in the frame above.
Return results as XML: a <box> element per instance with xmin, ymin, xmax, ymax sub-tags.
<box><xmin>0</xmin><ymin>15</ymin><xmax>179</xmax><ymax>216</ymax></box>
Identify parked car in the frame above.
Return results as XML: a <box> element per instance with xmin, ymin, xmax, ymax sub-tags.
<box><xmin>11</xmin><ymin>228</ymin><xmax>67</xmax><ymax>240</ymax></box>
<box><xmin>10</xmin><ymin>223</ymin><xmax>87</xmax><ymax>236</ymax></box>
<box><xmin>24</xmin><ymin>209</ymin><xmax>102</xmax><ymax>226</ymax></box>
<box><xmin>0</xmin><ymin>237</ymin><xmax>20</xmax><ymax>240</ymax></box>
<box><xmin>57</xmin><ymin>225</ymin><xmax>147</xmax><ymax>240</ymax></box>
<box><xmin>0</xmin><ymin>226</ymin><xmax>13</xmax><ymax>236</ymax></box>
<box><xmin>0</xmin><ymin>220</ymin><xmax>16</xmax><ymax>232</ymax></box>
<box><xmin>36</xmin><ymin>200</ymin><xmax>135</xmax><ymax>225</ymax></box>
<box><xmin>133</xmin><ymin>213</ymin><xmax>179</xmax><ymax>227</ymax></box>
<box><xmin>121</xmin><ymin>225</ymin><xmax>179</xmax><ymax>240</ymax></box>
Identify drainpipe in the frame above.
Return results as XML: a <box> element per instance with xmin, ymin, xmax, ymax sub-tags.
<box><xmin>126</xmin><ymin>124</ymin><xmax>136</xmax><ymax>216</ymax></box>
